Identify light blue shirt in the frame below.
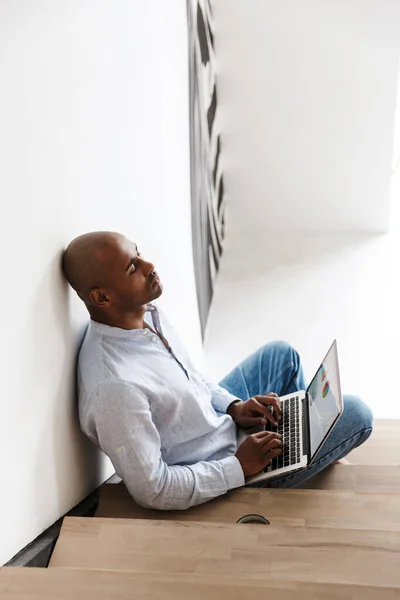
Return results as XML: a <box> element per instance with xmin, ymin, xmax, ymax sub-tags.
<box><xmin>78</xmin><ymin>303</ymin><xmax>245</xmax><ymax>510</ymax></box>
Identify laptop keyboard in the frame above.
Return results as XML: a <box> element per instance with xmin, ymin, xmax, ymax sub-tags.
<box><xmin>266</xmin><ymin>395</ymin><xmax>302</xmax><ymax>472</ymax></box>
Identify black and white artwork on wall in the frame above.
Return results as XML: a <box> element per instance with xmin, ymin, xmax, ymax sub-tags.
<box><xmin>187</xmin><ymin>0</ymin><xmax>226</xmax><ymax>338</ymax></box>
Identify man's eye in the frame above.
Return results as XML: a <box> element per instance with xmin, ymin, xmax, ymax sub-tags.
<box><xmin>130</xmin><ymin>255</ymin><xmax>141</xmax><ymax>274</ymax></box>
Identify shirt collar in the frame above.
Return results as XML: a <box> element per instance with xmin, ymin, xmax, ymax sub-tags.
<box><xmin>89</xmin><ymin>304</ymin><xmax>159</xmax><ymax>338</ymax></box>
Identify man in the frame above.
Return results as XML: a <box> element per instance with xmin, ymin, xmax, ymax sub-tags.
<box><xmin>63</xmin><ymin>231</ymin><xmax>373</xmax><ymax>510</ymax></box>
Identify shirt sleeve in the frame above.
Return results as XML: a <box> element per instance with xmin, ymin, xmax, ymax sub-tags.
<box><xmin>202</xmin><ymin>378</ymin><xmax>242</xmax><ymax>414</ymax></box>
<box><xmin>92</xmin><ymin>381</ymin><xmax>244</xmax><ymax>510</ymax></box>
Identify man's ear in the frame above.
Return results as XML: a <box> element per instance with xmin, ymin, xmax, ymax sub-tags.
<box><xmin>89</xmin><ymin>288</ymin><xmax>111</xmax><ymax>308</ymax></box>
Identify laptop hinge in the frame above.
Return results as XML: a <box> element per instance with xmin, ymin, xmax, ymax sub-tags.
<box><xmin>302</xmin><ymin>392</ymin><xmax>311</xmax><ymax>462</ymax></box>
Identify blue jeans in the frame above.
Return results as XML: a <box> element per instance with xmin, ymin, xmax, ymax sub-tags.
<box><xmin>219</xmin><ymin>341</ymin><xmax>373</xmax><ymax>487</ymax></box>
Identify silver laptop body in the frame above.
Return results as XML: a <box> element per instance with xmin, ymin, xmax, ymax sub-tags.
<box><xmin>238</xmin><ymin>340</ymin><xmax>343</xmax><ymax>485</ymax></box>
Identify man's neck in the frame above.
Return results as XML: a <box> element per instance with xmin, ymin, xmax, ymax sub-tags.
<box><xmin>90</xmin><ymin>305</ymin><xmax>147</xmax><ymax>330</ymax></box>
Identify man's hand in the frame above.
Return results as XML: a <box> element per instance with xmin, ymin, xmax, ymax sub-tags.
<box><xmin>236</xmin><ymin>431</ymin><xmax>283</xmax><ymax>477</ymax></box>
<box><xmin>227</xmin><ymin>393</ymin><xmax>282</xmax><ymax>428</ymax></box>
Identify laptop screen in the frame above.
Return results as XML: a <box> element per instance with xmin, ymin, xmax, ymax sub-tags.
<box><xmin>307</xmin><ymin>340</ymin><xmax>343</xmax><ymax>459</ymax></box>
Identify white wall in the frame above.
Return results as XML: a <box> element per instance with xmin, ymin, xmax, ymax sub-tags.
<box><xmin>393</xmin><ymin>61</ymin><xmax>400</xmax><ymax>173</ymax></box>
<box><xmin>0</xmin><ymin>0</ymin><xmax>201</xmax><ymax>565</ymax></box>
<box><xmin>214</xmin><ymin>0</ymin><xmax>400</xmax><ymax>233</ymax></box>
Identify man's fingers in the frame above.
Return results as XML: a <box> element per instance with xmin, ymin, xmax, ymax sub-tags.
<box><xmin>261</xmin><ymin>437</ymin><xmax>283</xmax><ymax>453</ymax></box>
<box><xmin>264</xmin><ymin>447</ymin><xmax>282</xmax><ymax>464</ymax></box>
<box><xmin>254</xmin><ymin>394</ymin><xmax>282</xmax><ymax>422</ymax></box>
<box><xmin>252</xmin><ymin>430</ymin><xmax>282</xmax><ymax>442</ymax></box>
<box><xmin>248</xmin><ymin>398</ymin><xmax>278</xmax><ymax>426</ymax></box>
<box><xmin>260</xmin><ymin>393</ymin><xmax>282</xmax><ymax>420</ymax></box>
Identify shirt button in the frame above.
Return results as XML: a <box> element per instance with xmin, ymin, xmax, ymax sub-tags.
<box><xmin>143</xmin><ymin>329</ymin><xmax>148</xmax><ymax>335</ymax></box>
<box><xmin>152</xmin><ymin>337</ymin><xmax>157</xmax><ymax>343</ymax></box>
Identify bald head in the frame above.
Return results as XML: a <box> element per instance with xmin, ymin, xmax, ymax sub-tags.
<box><xmin>63</xmin><ymin>231</ymin><xmax>162</xmax><ymax>325</ymax></box>
<box><xmin>63</xmin><ymin>231</ymin><xmax>128</xmax><ymax>302</ymax></box>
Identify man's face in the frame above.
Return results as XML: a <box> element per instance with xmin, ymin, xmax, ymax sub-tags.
<box><xmin>98</xmin><ymin>235</ymin><xmax>163</xmax><ymax>311</ymax></box>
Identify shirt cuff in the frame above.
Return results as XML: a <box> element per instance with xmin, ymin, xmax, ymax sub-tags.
<box><xmin>213</xmin><ymin>391</ymin><xmax>242</xmax><ymax>414</ymax></box>
<box><xmin>221</xmin><ymin>455</ymin><xmax>245</xmax><ymax>490</ymax></box>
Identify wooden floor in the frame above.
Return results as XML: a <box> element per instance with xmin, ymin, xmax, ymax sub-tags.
<box><xmin>2</xmin><ymin>568</ymin><xmax>400</xmax><ymax>600</ymax></box>
<box><xmin>1</xmin><ymin>419</ymin><xmax>400</xmax><ymax>599</ymax></box>
<box><xmin>298</xmin><ymin>464</ymin><xmax>400</xmax><ymax>491</ymax></box>
<box><xmin>347</xmin><ymin>419</ymin><xmax>400</xmax><ymax>465</ymax></box>
<box><xmin>48</xmin><ymin>516</ymin><xmax>400</xmax><ymax>587</ymax></box>
<box><xmin>94</xmin><ymin>485</ymin><xmax>400</xmax><ymax>530</ymax></box>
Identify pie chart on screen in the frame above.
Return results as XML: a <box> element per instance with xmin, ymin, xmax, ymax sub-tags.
<box><xmin>322</xmin><ymin>381</ymin><xmax>331</xmax><ymax>398</ymax></box>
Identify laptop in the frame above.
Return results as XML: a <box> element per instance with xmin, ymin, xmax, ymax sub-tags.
<box><xmin>238</xmin><ymin>340</ymin><xmax>343</xmax><ymax>485</ymax></box>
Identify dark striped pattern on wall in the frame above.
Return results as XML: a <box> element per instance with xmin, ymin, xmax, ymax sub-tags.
<box><xmin>187</xmin><ymin>0</ymin><xmax>226</xmax><ymax>338</ymax></box>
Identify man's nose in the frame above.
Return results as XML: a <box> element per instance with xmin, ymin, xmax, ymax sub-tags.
<box><xmin>142</xmin><ymin>259</ymin><xmax>155</xmax><ymax>276</ymax></box>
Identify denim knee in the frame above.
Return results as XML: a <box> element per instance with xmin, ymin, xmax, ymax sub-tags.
<box><xmin>343</xmin><ymin>394</ymin><xmax>374</xmax><ymax>434</ymax></box>
<box><xmin>261</xmin><ymin>340</ymin><xmax>295</xmax><ymax>358</ymax></box>
<box><xmin>262</xmin><ymin>340</ymin><xmax>301</xmax><ymax>370</ymax></box>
